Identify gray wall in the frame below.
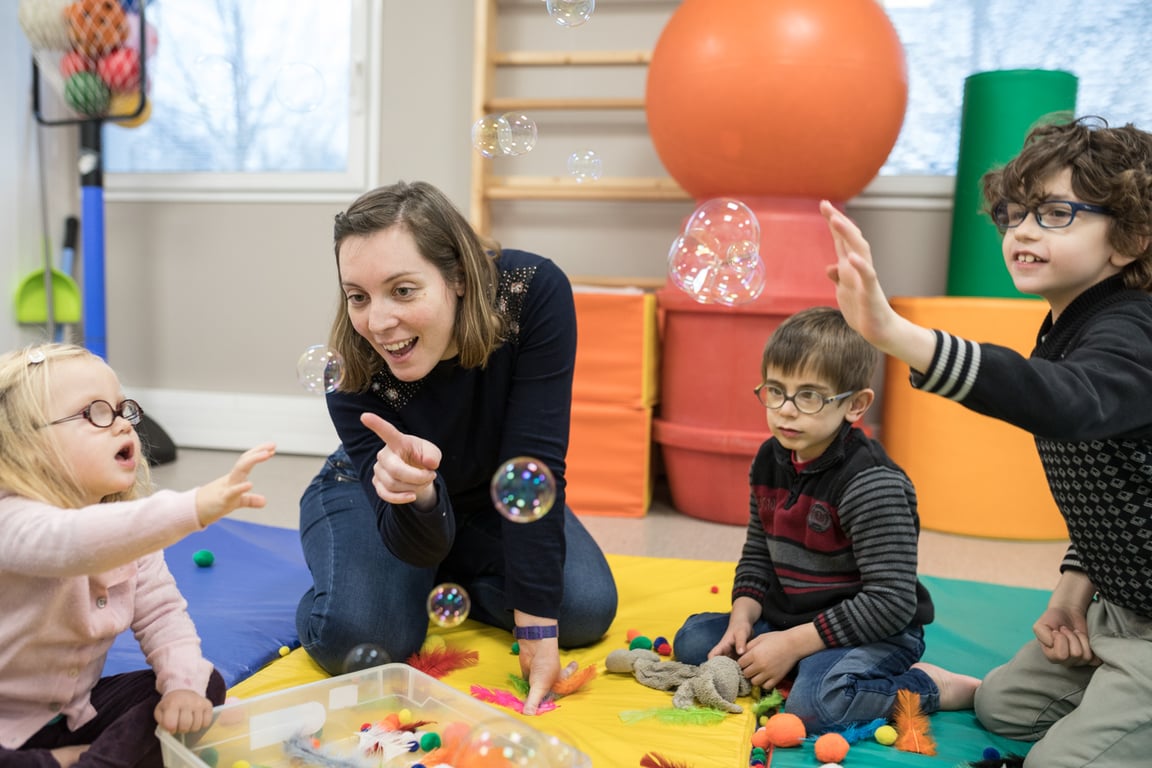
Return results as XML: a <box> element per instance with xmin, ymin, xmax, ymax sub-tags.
<box><xmin>4</xmin><ymin>1</ymin><xmax>954</xmax><ymax>451</ymax></box>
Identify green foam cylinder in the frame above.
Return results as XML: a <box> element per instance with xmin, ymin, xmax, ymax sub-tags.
<box><xmin>947</xmin><ymin>69</ymin><xmax>1078</xmax><ymax>297</ymax></box>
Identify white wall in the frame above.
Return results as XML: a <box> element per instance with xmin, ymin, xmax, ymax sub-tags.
<box><xmin>3</xmin><ymin>1</ymin><xmax>954</xmax><ymax>456</ymax></box>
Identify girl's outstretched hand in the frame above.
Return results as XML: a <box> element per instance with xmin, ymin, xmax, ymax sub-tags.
<box><xmin>194</xmin><ymin>443</ymin><xmax>276</xmax><ymax>527</ymax></box>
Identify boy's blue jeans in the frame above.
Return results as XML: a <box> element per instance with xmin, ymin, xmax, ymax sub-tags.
<box><xmin>674</xmin><ymin>612</ymin><xmax>937</xmax><ymax>732</ymax></box>
<box><xmin>296</xmin><ymin>449</ymin><xmax>619</xmax><ymax>675</ymax></box>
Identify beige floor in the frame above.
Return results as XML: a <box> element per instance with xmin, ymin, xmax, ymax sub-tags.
<box><xmin>151</xmin><ymin>448</ymin><xmax>1068</xmax><ymax>592</ymax></box>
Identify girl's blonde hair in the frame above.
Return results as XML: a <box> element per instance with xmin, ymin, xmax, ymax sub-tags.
<box><xmin>0</xmin><ymin>344</ymin><xmax>151</xmax><ymax>508</ymax></box>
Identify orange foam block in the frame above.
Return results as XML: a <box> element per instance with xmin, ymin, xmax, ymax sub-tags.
<box><xmin>572</xmin><ymin>288</ymin><xmax>659</xmax><ymax>408</ymax></box>
<box><xmin>881</xmin><ymin>296</ymin><xmax>1067</xmax><ymax>540</ymax></box>
<box><xmin>566</xmin><ymin>401</ymin><xmax>653</xmax><ymax>518</ymax></box>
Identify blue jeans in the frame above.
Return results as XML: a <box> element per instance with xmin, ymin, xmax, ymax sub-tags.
<box><xmin>674</xmin><ymin>612</ymin><xmax>936</xmax><ymax>732</ymax></box>
<box><xmin>296</xmin><ymin>449</ymin><xmax>619</xmax><ymax>675</ymax></box>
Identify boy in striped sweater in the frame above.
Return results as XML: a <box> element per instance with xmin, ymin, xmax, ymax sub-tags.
<box><xmin>673</xmin><ymin>307</ymin><xmax>978</xmax><ymax>732</ymax></box>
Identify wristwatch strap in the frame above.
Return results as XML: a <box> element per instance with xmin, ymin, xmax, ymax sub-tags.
<box><xmin>513</xmin><ymin>625</ymin><xmax>558</xmax><ymax>640</ymax></box>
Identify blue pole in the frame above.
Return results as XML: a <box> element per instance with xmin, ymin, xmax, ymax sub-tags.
<box><xmin>79</xmin><ymin>122</ymin><xmax>106</xmax><ymax>359</ymax></box>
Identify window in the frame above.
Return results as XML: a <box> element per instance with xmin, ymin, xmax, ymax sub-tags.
<box><xmin>104</xmin><ymin>0</ymin><xmax>379</xmax><ymax>200</ymax></box>
<box><xmin>878</xmin><ymin>0</ymin><xmax>1152</xmax><ymax>177</ymax></box>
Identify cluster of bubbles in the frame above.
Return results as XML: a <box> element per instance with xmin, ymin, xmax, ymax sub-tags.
<box><xmin>490</xmin><ymin>456</ymin><xmax>556</xmax><ymax>523</ymax></box>
<box><xmin>668</xmin><ymin>198</ymin><xmax>766</xmax><ymax>306</ymax></box>
<box><xmin>472</xmin><ymin>113</ymin><xmax>539</xmax><ymax>158</ymax></box>
<box><xmin>296</xmin><ymin>344</ymin><xmax>345</xmax><ymax>395</ymax></box>
<box><xmin>472</xmin><ymin>1</ymin><xmax>601</xmax><ymax>182</ymax></box>
<box><xmin>427</xmin><ymin>582</ymin><xmax>472</xmax><ymax>628</ymax></box>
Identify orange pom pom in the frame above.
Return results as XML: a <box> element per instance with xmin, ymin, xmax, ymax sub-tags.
<box><xmin>814</xmin><ymin>732</ymin><xmax>850</xmax><ymax>763</ymax></box>
<box><xmin>763</xmin><ymin>712</ymin><xmax>806</xmax><ymax>747</ymax></box>
<box><xmin>750</xmin><ymin>726</ymin><xmax>771</xmax><ymax>749</ymax></box>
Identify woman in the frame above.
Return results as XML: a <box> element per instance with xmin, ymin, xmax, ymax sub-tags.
<box><xmin>296</xmin><ymin>180</ymin><xmax>618</xmax><ymax>714</ymax></box>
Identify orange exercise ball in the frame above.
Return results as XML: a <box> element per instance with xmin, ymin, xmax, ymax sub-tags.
<box><xmin>646</xmin><ymin>0</ymin><xmax>907</xmax><ymax>202</ymax></box>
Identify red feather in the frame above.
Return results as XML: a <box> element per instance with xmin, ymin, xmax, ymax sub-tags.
<box><xmin>406</xmin><ymin>644</ymin><xmax>479</xmax><ymax>679</ymax></box>
<box><xmin>639</xmin><ymin>752</ymin><xmax>693</xmax><ymax>768</ymax></box>
<box><xmin>892</xmin><ymin>689</ymin><xmax>937</xmax><ymax>756</ymax></box>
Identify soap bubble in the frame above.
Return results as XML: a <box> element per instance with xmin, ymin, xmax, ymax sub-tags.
<box><xmin>566</xmin><ymin>149</ymin><xmax>602</xmax><ymax>183</ymax></box>
<box><xmin>342</xmin><ymin>643</ymin><xmax>391</xmax><ymax>673</ymax></box>
<box><xmin>667</xmin><ymin>198</ymin><xmax>765</xmax><ymax>306</ymax></box>
<box><xmin>193</xmin><ymin>54</ymin><xmax>235</xmax><ymax>111</ymax></box>
<box><xmin>464</xmin><ymin>718</ymin><xmax>550</xmax><ymax>767</ymax></box>
<box><xmin>471</xmin><ymin>114</ymin><xmax>506</xmax><ymax>158</ymax></box>
<box><xmin>297</xmin><ymin>344</ymin><xmax>345</xmax><ymax>395</ymax></box>
<box><xmin>546</xmin><ymin>0</ymin><xmax>595</xmax><ymax>27</ymax></box>
<box><xmin>490</xmin><ymin>457</ymin><xmax>556</xmax><ymax>523</ymax></box>
<box><xmin>497</xmin><ymin>113</ymin><xmax>538</xmax><ymax>157</ymax></box>
<box><xmin>427</xmin><ymin>583</ymin><xmax>471</xmax><ymax>628</ymax></box>
<box><xmin>275</xmin><ymin>61</ymin><xmax>325</xmax><ymax>112</ymax></box>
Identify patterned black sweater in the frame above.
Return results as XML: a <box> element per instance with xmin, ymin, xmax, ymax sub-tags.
<box><xmin>911</xmin><ymin>275</ymin><xmax>1152</xmax><ymax>617</ymax></box>
<box><xmin>734</xmin><ymin>423</ymin><xmax>934</xmax><ymax>648</ymax></box>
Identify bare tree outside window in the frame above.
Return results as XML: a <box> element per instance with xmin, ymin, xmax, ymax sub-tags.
<box><xmin>105</xmin><ymin>0</ymin><xmax>353</xmax><ymax>176</ymax></box>
<box><xmin>881</xmin><ymin>0</ymin><xmax>1152</xmax><ymax>176</ymax></box>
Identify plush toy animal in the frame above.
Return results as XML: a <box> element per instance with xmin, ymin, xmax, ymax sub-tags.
<box><xmin>605</xmin><ymin>648</ymin><xmax>751</xmax><ymax>714</ymax></box>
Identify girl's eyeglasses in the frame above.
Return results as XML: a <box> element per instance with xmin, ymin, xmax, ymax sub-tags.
<box><xmin>46</xmin><ymin>399</ymin><xmax>143</xmax><ymax>429</ymax></box>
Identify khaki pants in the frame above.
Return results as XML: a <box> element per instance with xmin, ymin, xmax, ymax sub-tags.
<box><xmin>974</xmin><ymin>598</ymin><xmax>1152</xmax><ymax>767</ymax></box>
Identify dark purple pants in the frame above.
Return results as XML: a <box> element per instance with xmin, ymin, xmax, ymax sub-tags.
<box><xmin>4</xmin><ymin>669</ymin><xmax>225</xmax><ymax>768</ymax></box>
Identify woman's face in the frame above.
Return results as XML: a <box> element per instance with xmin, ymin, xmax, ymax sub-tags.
<box><xmin>338</xmin><ymin>225</ymin><xmax>463</xmax><ymax>382</ymax></box>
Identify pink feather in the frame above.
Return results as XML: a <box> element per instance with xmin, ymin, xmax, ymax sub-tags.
<box><xmin>469</xmin><ymin>685</ymin><xmax>558</xmax><ymax>715</ymax></box>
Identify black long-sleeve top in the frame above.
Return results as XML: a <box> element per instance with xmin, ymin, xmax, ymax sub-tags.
<box><xmin>327</xmin><ymin>249</ymin><xmax>575</xmax><ymax>619</ymax></box>
<box><xmin>911</xmin><ymin>275</ymin><xmax>1152</xmax><ymax>617</ymax></box>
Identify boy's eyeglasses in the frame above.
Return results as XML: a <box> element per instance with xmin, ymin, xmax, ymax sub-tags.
<box><xmin>754</xmin><ymin>384</ymin><xmax>855</xmax><ymax>415</ymax></box>
<box><xmin>46</xmin><ymin>399</ymin><xmax>143</xmax><ymax>429</ymax></box>
<box><xmin>991</xmin><ymin>200</ymin><xmax>1112</xmax><ymax>231</ymax></box>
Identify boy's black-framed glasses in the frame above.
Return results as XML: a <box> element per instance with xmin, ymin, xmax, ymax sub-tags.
<box><xmin>991</xmin><ymin>200</ymin><xmax>1112</xmax><ymax>231</ymax></box>
<box><xmin>46</xmin><ymin>399</ymin><xmax>144</xmax><ymax>429</ymax></box>
<box><xmin>754</xmin><ymin>384</ymin><xmax>855</xmax><ymax>415</ymax></box>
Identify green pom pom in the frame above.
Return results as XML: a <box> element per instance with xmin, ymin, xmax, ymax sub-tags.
<box><xmin>510</xmin><ymin>641</ymin><xmax>520</xmax><ymax>655</ymax></box>
<box><xmin>192</xmin><ymin>549</ymin><xmax>215</xmax><ymax>568</ymax></box>
<box><xmin>420</xmin><ymin>732</ymin><xmax>442</xmax><ymax>751</ymax></box>
<box><xmin>64</xmin><ymin>72</ymin><xmax>110</xmax><ymax>116</ymax></box>
<box><xmin>628</xmin><ymin>635</ymin><xmax>653</xmax><ymax>651</ymax></box>
<box><xmin>199</xmin><ymin>747</ymin><xmax>220</xmax><ymax>768</ymax></box>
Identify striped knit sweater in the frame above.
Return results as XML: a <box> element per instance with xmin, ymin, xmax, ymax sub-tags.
<box><xmin>734</xmin><ymin>423</ymin><xmax>934</xmax><ymax>649</ymax></box>
<box><xmin>910</xmin><ymin>275</ymin><xmax>1152</xmax><ymax>618</ymax></box>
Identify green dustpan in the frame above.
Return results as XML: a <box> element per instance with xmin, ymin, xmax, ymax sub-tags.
<box><xmin>14</xmin><ymin>269</ymin><xmax>82</xmax><ymax>324</ymax></box>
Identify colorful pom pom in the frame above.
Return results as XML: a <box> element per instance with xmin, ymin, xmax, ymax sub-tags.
<box><xmin>814</xmin><ymin>732</ymin><xmax>850</xmax><ymax>763</ymax></box>
<box><xmin>763</xmin><ymin>712</ymin><xmax>806</xmax><ymax>747</ymax></box>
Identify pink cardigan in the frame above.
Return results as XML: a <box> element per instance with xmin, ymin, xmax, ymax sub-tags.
<box><xmin>0</xmin><ymin>489</ymin><xmax>214</xmax><ymax>748</ymax></box>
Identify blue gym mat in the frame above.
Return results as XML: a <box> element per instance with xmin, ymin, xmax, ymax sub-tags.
<box><xmin>103</xmin><ymin>518</ymin><xmax>311</xmax><ymax>687</ymax></box>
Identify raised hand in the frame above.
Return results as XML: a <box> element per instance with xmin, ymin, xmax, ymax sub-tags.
<box><xmin>360</xmin><ymin>413</ymin><xmax>441</xmax><ymax>509</ymax></box>
<box><xmin>194</xmin><ymin>443</ymin><xmax>275</xmax><ymax>527</ymax></box>
<box><xmin>820</xmin><ymin>200</ymin><xmax>937</xmax><ymax>371</ymax></box>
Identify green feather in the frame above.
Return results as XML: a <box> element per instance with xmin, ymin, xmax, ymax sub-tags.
<box><xmin>618</xmin><ymin>706</ymin><xmax>727</xmax><ymax>726</ymax></box>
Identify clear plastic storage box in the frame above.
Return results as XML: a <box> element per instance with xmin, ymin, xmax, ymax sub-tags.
<box><xmin>159</xmin><ymin>663</ymin><xmax>590</xmax><ymax>767</ymax></box>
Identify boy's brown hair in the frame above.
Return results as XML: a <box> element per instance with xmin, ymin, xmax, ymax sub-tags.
<box><xmin>982</xmin><ymin>116</ymin><xmax>1152</xmax><ymax>291</ymax></box>
<box><xmin>761</xmin><ymin>306</ymin><xmax>878</xmax><ymax>393</ymax></box>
